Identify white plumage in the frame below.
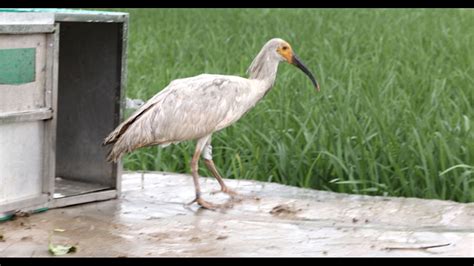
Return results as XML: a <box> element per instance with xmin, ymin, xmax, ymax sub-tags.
<box><xmin>103</xmin><ymin>38</ymin><xmax>319</xmax><ymax>209</ymax></box>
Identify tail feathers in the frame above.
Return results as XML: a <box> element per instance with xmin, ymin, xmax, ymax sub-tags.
<box><xmin>106</xmin><ymin>137</ymin><xmax>159</xmax><ymax>163</ymax></box>
<box><xmin>103</xmin><ymin>100</ymin><xmax>159</xmax><ymax>162</ymax></box>
<box><xmin>103</xmin><ymin>128</ymin><xmax>126</xmax><ymax>162</ymax></box>
<box><xmin>103</xmin><ymin>118</ymin><xmax>137</xmax><ymax>146</ymax></box>
<box><xmin>106</xmin><ymin>146</ymin><xmax>121</xmax><ymax>163</ymax></box>
<box><xmin>105</xmin><ymin>138</ymin><xmax>129</xmax><ymax>163</ymax></box>
<box><xmin>103</xmin><ymin>102</ymin><xmax>157</xmax><ymax>147</ymax></box>
<box><xmin>103</xmin><ymin>125</ymin><xmax>129</xmax><ymax>162</ymax></box>
<box><xmin>103</xmin><ymin>130</ymin><xmax>120</xmax><ymax>146</ymax></box>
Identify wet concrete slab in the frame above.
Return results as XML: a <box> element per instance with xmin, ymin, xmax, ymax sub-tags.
<box><xmin>0</xmin><ymin>171</ymin><xmax>473</xmax><ymax>257</ymax></box>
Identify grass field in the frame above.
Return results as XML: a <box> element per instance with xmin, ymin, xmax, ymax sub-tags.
<box><xmin>109</xmin><ymin>8</ymin><xmax>473</xmax><ymax>203</ymax></box>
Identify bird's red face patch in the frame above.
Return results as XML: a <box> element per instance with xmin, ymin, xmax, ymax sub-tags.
<box><xmin>277</xmin><ymin>43</ymin><xmax>294</xmax><ymax>63</ymax></box>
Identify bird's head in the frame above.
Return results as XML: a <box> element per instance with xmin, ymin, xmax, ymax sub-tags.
<box><xmin>271</xmin><ymin>38</ymin><xmax>320</xmax><ymax>92</ymax></box>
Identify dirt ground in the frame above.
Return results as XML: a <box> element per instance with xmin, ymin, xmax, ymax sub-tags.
<box><xmin>0</xmin><ymin>172</ymin><xmax>473</xmax><ymax>257</ymax></box>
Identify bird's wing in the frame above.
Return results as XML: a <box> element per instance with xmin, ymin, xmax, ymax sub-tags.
<box><xmin>104</xmin><ymin>74</ymin><xmax>252</xmax><ymax>161</ymax></box>
<box><xmin>131</xmin><ymin>74</ymin><xmax>252</xmax><ymax>142</ymax></box>
<box><xmin>102</xmin><ymin>85</ymin><xmax>172</xmax><ymax>146</ymax></box>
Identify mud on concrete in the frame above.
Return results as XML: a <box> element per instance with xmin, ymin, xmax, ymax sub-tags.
<box><xmin>0</xmin><ymin>172</ymin><xmax>473</xmax><ymax>257</ymax></box>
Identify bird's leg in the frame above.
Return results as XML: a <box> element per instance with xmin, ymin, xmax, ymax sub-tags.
<box><xmin>202</xmin><ymin>141</ymin><xmax>238</xmax><ymax>196</ymax></box>
<box><xmin>186</xmin><ymin>136</ymin><xmax>217</xmax><ymax>210</ymax></box>
<box><xmin>204</xmin><ymin>159</ymin><xmax>238</xmax><ymax>196</ymax></box>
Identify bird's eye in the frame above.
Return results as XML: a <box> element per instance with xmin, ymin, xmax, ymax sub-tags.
<box><xmin>282</xmin><ymin>46</ymin><xmax>288</xmax><ymax>51</ymax></box>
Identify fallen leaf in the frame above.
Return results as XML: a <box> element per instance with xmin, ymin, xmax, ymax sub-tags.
<box><xmin>54</xmin><ymin>229</ymin><xmax>66</xmax><ymax>232</ymax></box>
<box><xmin>48</xmin><ymin>243</ymin><xmax>77</xmax><ymax>256</ymax></box>
<box><xmin>216</xmin><ymin>235</ymin><xmax>228</xmax><ymax>240</ymax></box>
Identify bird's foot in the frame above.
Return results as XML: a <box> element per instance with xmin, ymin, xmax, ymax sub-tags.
<box><xmin>186</xmin><ymin>197</ymin><xmax>218</xmax><ymax>210</ymax></box>
<box><xmin>210</xmin><ymin>187</ymin><xmax>238</xmax><ymax>197</ymax></box>
<box><xmin>197</xmin><ymin>198</ymin><xmax>219</xmax><ymax>209</ymax></box>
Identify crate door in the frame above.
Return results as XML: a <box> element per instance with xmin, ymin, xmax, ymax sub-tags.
<box><xmin>0</xmin><ymin>17</ymin><xmax>57</xmax><ymax>212</ymax></box>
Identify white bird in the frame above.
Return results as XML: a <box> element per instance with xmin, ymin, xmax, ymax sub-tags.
<box><xmin>103</xmin><ymin>38</ymin><xmax>319</xmax><ymax>209</ymax></box>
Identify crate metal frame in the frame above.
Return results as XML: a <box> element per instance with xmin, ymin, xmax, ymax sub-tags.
<box><xmin>0</xmin><ymin>9</ymin><xmax>128</xmax><ymax>213</ymax></box>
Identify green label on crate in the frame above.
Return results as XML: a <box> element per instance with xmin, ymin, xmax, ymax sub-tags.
<box><xmin>0</xmin><ymin>48</ymin><xmax>36</xmax><ymax>84</ymax></box>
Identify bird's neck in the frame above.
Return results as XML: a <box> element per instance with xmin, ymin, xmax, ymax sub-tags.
<box><xmin>247</xmin><ymin>53</ymin><xmax>280</xmax><ymax>90</ymax></box>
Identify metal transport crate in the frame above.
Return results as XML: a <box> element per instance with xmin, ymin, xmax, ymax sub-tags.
<box><xmin>0</xmin><ymin>9</ymin><xmax>128</xmax><ymax>215</ymax></box>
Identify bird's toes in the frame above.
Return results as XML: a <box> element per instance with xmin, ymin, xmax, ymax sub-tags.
<box><xmin>223</xmin><ymin>188</ymin><xmax>239</xmax><ymax>196</ymax></box>
<box><xmin>196</xmin><ymin>198</ymin><xmax>218</xmax><ymax>210</ymax></box>
<box><xmin>210</xmin><ymin>187</ymin><xmax>238</xmax><ymax>196</ymax></box>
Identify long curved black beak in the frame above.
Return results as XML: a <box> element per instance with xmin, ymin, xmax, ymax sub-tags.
<box><xmin>291</xmin><ymin>54</ymin><xmax>320</xmax><ymax>92</ymax></box>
